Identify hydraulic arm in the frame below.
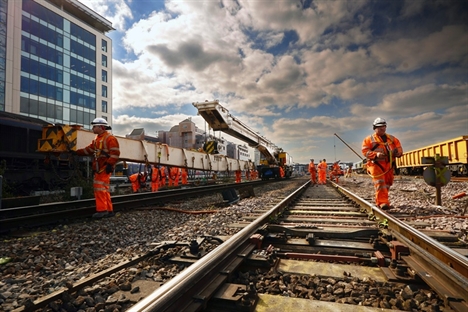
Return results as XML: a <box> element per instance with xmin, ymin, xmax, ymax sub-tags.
<box><xmin>193</xmin><ymin>100</ymin><xmax>293</xmax><ymax>179</ymax></box>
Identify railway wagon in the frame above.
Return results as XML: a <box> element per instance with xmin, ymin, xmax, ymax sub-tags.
<box><xmin>396</xmin><ymin>136</ymin><xmax>468</xmax><ymax>176</ymax></box>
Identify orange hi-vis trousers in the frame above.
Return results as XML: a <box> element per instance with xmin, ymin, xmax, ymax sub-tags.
<box><xmin>93</xmin><ymin>171</ymin><xmax>113</xmax><ymax>212</ymax></box>
<box><xmin>367</xmin><ymin>161</ymin><xmax>394</xmax><ymax>207</ymax></box>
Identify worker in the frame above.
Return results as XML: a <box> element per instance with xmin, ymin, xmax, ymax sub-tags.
<box><xmin>362</xmin><ymin>117</ymin><xmax>403</xmax><ymax>210</ymax></box>
<box><xmin>252</xmin><ymin>169</ymin><xmax>258</xmax><ymax>180</ymax></box>
<box><xmin>168</xmin><ymin>167</ymin><xmax>180</xmax><ymax>187</ymax></box>
<box><xmin>308</xmin><ymin>159</ymin><xmax>317</xmax><ymax>185</ymax></box>
<box><xmin>317</xmin><ymin>159</ymin><xmax>327</xmax><ymax>184</ymax></box>
<box><xmin>181</xmin><ymin>168</ymin><xmax>188</xmax><ymax>185</ymax></box>
<box><xmin>151</xmin><ymin>165</ymin><xmax>160</xmax><ymax>192</ymax></box>
<box><xmin>235</xmin><ymin>170</ymin><xmax>242</xmax><ymax>183</ymax></box>
<box><xmin>129</xmin><ymin>173</ymin><xmax>139</xmax><ymax>192</ymax></box>
<box><xmin>329</xmin><ymin>161</ymin><xmax>341</xmax><ymax>183</ymax></box>
<box><xmin>129</xmin><ymin>172</ymin><xmax>147</xmax><ymax>193</ymax></box>
<box><xmin>345</xmin><ymin>166</ymin><xmax>353</xmax><ymax>178</ymax></box>
<box><xmin>75</xmin><ymin>118</ymin><xmax>120</xmax><ymax>218</ymax></box>
<box><xmin>159</xmin><ymin>166</ymin><xmax>167</xmax><ymax>188</ymax></box>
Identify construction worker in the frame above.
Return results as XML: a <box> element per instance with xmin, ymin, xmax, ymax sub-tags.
<box><xmin>329</xmin><ymin>161</ymin><xmax>341</xmax><ymax>183</ymax></box>
<box><xmin>129</xmin><ymin>172</ymin><xmax>147</xmax><ymax>193</ymax></box>
<box><xmin>159</xmin><ymin>166</ymin><xmax>167</xmax><ymax>188</ymax></box>
<box><xmin>75</xmin><ymin>118</ymin><xmax>120</xmax><ymax>218</ymax></box>
<box><xmin>317</xmin><ymin>159</ymin><xmax>327</xmax><ymax>184</ymax></box>
<box><xmin>168</xmin><ymin>167</ymin><xmax>180</xmax><ymax>187</ymax></box>
<box><xmin>129</xmin><ymin>173</ymin><xmax>140</xmax><ymax>192</ymax></box>
<box><xmin>151</xmin><ymin>165</ymin><xmax>160</xmax><ymax>192</ymax></box>
<box><xmin>362</xmin><ymin>117</ymin><xmax>403</xmax><ymax>210</ymax></box>
<box><xmin>345</xmin><ymin>166</ymin><xmax>353</xmax><ymax>178</ymax></box>
<box><xmin>235</xmin><ymin>170</ymin><xmax>242</xmax><ymax>183</ymax></box>
<box><xmin>308</xmin><ymin>159</ymin><xmax>317</xmax><ymax>185</ymax></box>
<box><xmin>181</xmin><ymin>168</ymin><xmax>188</xmax><ymax>185</ymax></box>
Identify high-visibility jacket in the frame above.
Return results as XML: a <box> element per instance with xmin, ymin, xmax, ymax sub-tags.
<box><xmin>76</xmin><ymin>131</ymin><xmax>120</xmax><ymax>173</ymax></box>
<box><xmin>317</xmin><ymin>161</ymin><xmax>327</xmax><ymax>184</ymax></box>
<box><xmin>362</xmin><ymin>133</ymin><xmax>402</xmax><ymax>166</ymax></box>
<box><xmin>362</xmin><ymin>133</ymin><xmax>403</xmax><ymax>207</ymax></box>
<box><xmin>181</xmin><ymin>168</ymin><xmax>188</xmax><ymax>185</ymax></box>
<box><xmin>76</xmin><ymin>131</ymin><xmax>120</xmax><ymax>213</ymax></box>
<box><xmin>308</xmin><ymin>162</ymin><xmax>316</xmax><ymax>173</ymax></box>
<box><xmin>151</xmin><ymin>166</ymin><xmax>160</xmax><ymax>192</ymax></box>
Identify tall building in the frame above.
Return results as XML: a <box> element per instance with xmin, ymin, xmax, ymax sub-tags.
<box><xmin>1</xmin><ymin>0</ymin><xmax>114</xmax><ymax>129</ymax></box>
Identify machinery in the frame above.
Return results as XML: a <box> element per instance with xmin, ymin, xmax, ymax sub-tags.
<box><xmin>37</xmin><ymin>124</ymin><xmax>255</xmax><ymax>176</ymax></box>
<box><xmin>193</xmin><ymin>100</ymin><xmax>293</xmax><ymax>180</ymax></box>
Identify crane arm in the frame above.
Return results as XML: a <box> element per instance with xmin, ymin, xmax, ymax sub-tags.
<box><xmin>193</xmin><ymin>100</ymin><xmax>279</xmax><ymax>165</ymax></box>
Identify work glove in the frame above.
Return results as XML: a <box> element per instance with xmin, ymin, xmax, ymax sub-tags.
<box><xmin>392</xmin><ymin>149</ymin><xmax>400</xmax><ymax>157</ymax></box>
<box><xmin>105</xmin><ymin>163</ymin><xmax>113</xmax><ymax>174</ymax></box>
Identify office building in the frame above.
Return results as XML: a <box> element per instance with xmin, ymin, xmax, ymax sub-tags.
<box><xmin>1</xmin><ymin>0</ymin><xmax>114</xmax><ymax>128</ymax></box>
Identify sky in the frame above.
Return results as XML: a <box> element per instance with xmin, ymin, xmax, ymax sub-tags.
<box><xmin>80</xmin><ymin>0</ymin><xmax>468</xmax><ymax>165</ymax></box>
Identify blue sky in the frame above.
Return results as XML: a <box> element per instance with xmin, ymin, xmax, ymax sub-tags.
<box><xmin>81</xmin><ymin>0</ymin><xmax>468</xmax><ymax>165</ymax></box>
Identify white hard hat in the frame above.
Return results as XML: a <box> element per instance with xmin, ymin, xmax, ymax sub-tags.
<box><xmin>91</xmin><ymin>117</ymin><xmax>111</xmax><ymax>129</ymax></box>
<box><xmin>373</xmin><ymin>117</ymin><xmax>387</xmax><ymax>127</ymax></box>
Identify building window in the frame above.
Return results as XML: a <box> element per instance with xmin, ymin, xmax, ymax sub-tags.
<box><xmin>102</xmin><ymin>39</ymin><xmax>107</xmax><ymax>52</ymax></box>
<box><xmin>102</xmin><ymin>116</ymin><xmax>107</xmax><ymax>121</ymax></box>
<box><xmin>102</xmin><ymin>100</ymin><xmax>107</xmax><ymax>113</ymax></box>
<box><xmin>102</xmin><ymin>69</ymin><xmax>107</xmax><ymax>82</ymax></box>
<box><xmin>102</xmin><ymin>85</ymin><xmax>107</xmax><ymax>97</ymax></box>
<box><xmin>102</xmin><ymin>55</ymin><xmax>107</xmax><ymax>67</ymax></box>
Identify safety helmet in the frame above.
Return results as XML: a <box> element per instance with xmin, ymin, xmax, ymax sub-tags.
<box><xmin>91</xmin><ymin>117</ymin><xmax>111</xmax><ymax>129</ymax></box>
<box><xmin>373</xmin><ymin>117</ymin><xmax>387</xmax><ymax>128</ymax></box>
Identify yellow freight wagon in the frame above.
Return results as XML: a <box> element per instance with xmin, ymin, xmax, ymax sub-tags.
<box><xmin>396</xmin><ymin>136</ymin><xmax>468</xmax><ymax>176</ymax></box>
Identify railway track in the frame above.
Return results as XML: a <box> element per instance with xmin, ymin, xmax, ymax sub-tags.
<box><xmin>127</xmin><ymin>180</ymin><xmax>467</xmax><ymax>311</ymax></box>
<box><xmin>0</xmin><ymin>180</ymin><xmax>267</xmax><ymax>233</ymax></box>
<box><xmin>6</xmin><ymin>178</ymin><xmax>467</xmax><ymax>312</ymax></box>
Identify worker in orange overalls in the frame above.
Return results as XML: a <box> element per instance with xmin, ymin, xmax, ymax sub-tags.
<box><xmin>75</xmin><ymin>118</ymin><xmax>120</xmax><ymax>218</ymax></box>
<box><xmin>362</xmin><ymin>117</ymin><xmax>403</xmax><ymax>210</ymax></box>
<box><xmin>279</xmin><ymin>166</ymin><xmax>285</xmax><ymax>178</ymax></box>
<box><xmin>329</xmin><ymin>161</ymin><xmax>342</xmax><ymax>183</ymax></box>
<box><xmin>159</xmin><ymin>166</ymin><xmax>167</xmax><ymax>188</ymax></box>
<box><xmin>235</xmin><ymin>170</ymin><xmax>242</xmax><ymax>183</ymax></box>
<box><xmin>129</xmin><ymin>173</ymin><xmax>140</xmax><ymax>192</ymax></box>
<box><xmin>168</xmin><ymin>167</ymin><xmax>180</xmax><ymax>187</ymax></box>
<box><xmin>317</xmin><ymin>159</ymin><xmax>327</xmax><ymax>185</ymax></box>
<box><xmin>151</xmin><ymin>165</ymin><xmax>160</xmax><ymax>192</ymax></box>
<box><xmin>129</xmin><ymin>172</ymin><xmax>147</xmax><ymax>192</ymax></box>
<box><xmin>181</xmin><ymin>168</ymin><xmax>188</xmax><ymax>185</ymax></box>
<box><xmin>251</xmin><ymin>169</ymin><xmax>258</xmax><ymax>180</ymax></box>
<box><xmin>345</xmin><ymin>166</ymin><xmax>353</xmax><ymax>178</ymax></box>
<box><xmin>308</xmin><ymin>159</ymin><xmax>317</xmax><ymax>185</ymax></box>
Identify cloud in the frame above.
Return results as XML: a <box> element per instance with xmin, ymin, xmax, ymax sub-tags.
<box><xmin>79</xmin><ymin>0</ymin><xmax>133</xmax><ymax>31</ymax></box>
<box><xmin>84</xmin><ymin>0</ymin><xmax>466</xmax><ymax>165</ymax></box>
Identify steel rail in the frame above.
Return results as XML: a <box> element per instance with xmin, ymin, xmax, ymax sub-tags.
<box><xmin>127</xmin><ymin>180</ymin><xmax>310</xmax><ymax>312</ymax></box>
<box><xmin>332</xmin><ymin>181</ymin><xmax>468</xmax><ymax>309</ymax></box>
<box><xmin>0</xmin><ymin>180</ymin><xmax>271</xmax><ymax>233</ymax></box>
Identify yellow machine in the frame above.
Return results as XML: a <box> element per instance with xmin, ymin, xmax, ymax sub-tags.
<box><xmin>193</xmin><ymin>100</ymin><xmax>293</xmax><ymax>179</ymax></box>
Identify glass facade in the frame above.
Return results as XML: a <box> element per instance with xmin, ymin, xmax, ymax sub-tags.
<box><xmin>19</xmin><ymin>0</ymin><xmax>98</xmax><ymax>125</ymax></box>
<box><xmin>0</xmin><ymin>0</ymin><xmax>7</xmax><ymax>111</ymax></box>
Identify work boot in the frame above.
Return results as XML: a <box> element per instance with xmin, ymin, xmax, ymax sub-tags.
<box><xmin>380</xmin><ymin>204</ymin><xmax>390</xmax><ymax>210</ymax></box>
<box><xmin>105</xmin><ymin>212</ymin><xmax>115</xmax><ymax>218</ymax></box>
<box><xmin>92</xmin><ymin>211</ymin><xmax>108</xmax><ymax>219</ymax></box>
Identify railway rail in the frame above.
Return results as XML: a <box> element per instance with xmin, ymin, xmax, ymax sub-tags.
<box><xmin>0</xmin><ymin>180</ymin><xmax>267</xmax><ymax>233</ymax></box>
<box><xmin>3</xmin><ymin>178</ymin><xmax>467</xmax><ymax>312</ymax></box>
